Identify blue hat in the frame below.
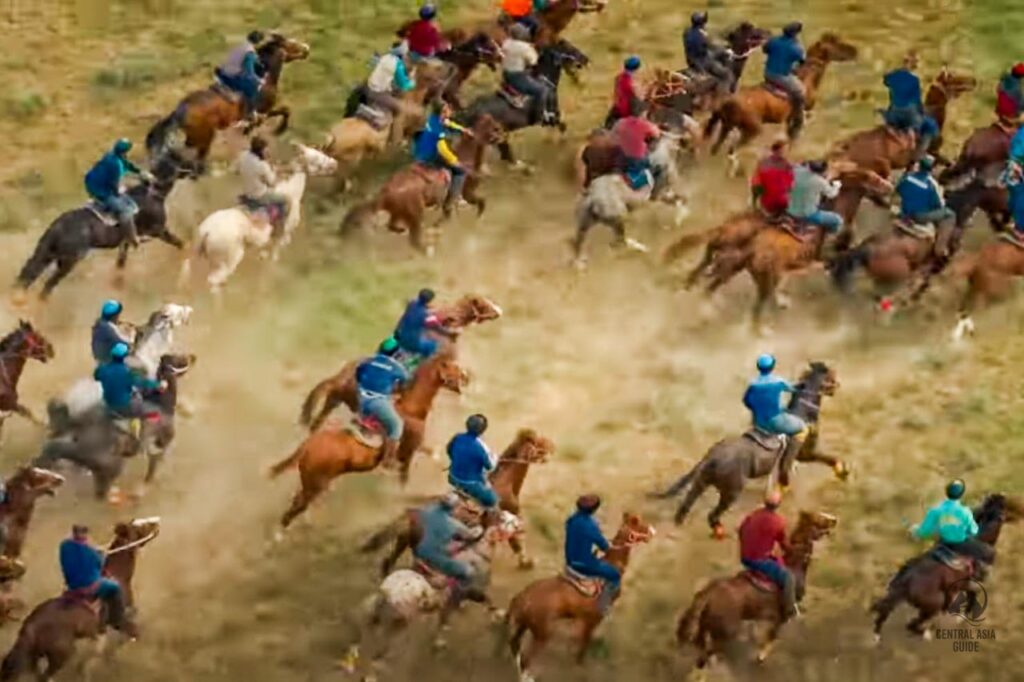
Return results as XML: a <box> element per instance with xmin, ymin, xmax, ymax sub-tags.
<box><xmin>419</xmin><ymin>4</ymin><xmax>436</xmax><ymax>19</ymax></box>
<box><xmin>624</xmin><ymin>56</ymin><xmax>642</xmax><ymax>71</ymax></box>
<box><xmin>756</xmin><ymin>354</ymin><xmax>776</xmax><ymax>374</ymax></box>
<box><xmin>946</xmin><ymin>479</ymin><xmax>966</xmax><ymax>500</ymax></box>
<box><xmin>111</xmin><ymin>342</ymin><xmax>130</xmax><ymax>360</ymax></box>
<box><xmin>101</xmin><ymin>300</ymin><xmax>123</xmax><ymax>319</ymax></box>
<box><xmin>113</xmin><ymin>138</ymin><xmax>132</xmax><ymax>155</ymax></box>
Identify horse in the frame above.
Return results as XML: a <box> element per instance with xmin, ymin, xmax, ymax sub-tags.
<box><xmin>677</xmin><ymin>510</ymin><xmax>837</xmax><ymax>668</ymax></box>
<box><xmin>705</xmin><ymin>33</ymin><xmax>858</xmax><ymax>161</ymax></box>
<box><xmin>299</xmin><ymin>294</ymin><xmax>503</xmax><ymax>432</ymax></box>
<box><xmin>339</xmin><ymin>115</ymin><xmax>503</xmax><ymax>254</ymax></box>
<box><xmin>948</xmin><ymin>236</ymin><xmax>1024</xmax><ymax>341</ymax></box>
<box><xmin>145</xmin><ymin>33</ymin><xmax>310</xmax><ymax>170</ymax></box>
<box><xmin>651</xmin><ymin>362</ymin><xmax>839</xmax><ymax>535</ymax></box>
<box><xmin>939</xmin><ymin>120</ymin><xmax>1017</xmax><ymax>187</ymax></box>
<box><xmin>457</xmin><ymin>39</ymin><xmax>590</xmax><ymax>166</ymax></box>
<box><xmin>0</xmin><ymin>517</ymin><xmax>160</xmax><ymax>681</ymax></box>
<box><xmin>14</xmin><ymin>161</ymin><xmax>188</xmax><ymax>300</ymax></box>
<box><xmin>270</xmin><ymin>355</ymin><xmax>469</xmax><ymax>529</ymax></box>
<box><xmin>0</xmin><ymin>322</ymin><xmax>54</xmax><ymax>440</ymax></box>
<box><xmin>179</xmin><ymin>144</ymin><xmax>337</xmax><ymax>294</ymax></box>
<box><xmin>35</xmin><ymin>354</ymin><xmax>196</xmax><ymax>502</ymax></box>
<box><xmin>871</xmin><ymin>494</ymin><xmax>1023</xmax><ymax>640</ymax></box>
<box><xmin>360</xmin><ymin>429</ymin><xmax>555</xmax><ymax>575</ymax></box>
<box><xmin>0</xmin><ymin>467</ymin><xmax>65</xmax><ymax>560</ymax></box>
<box><xmin>829</xmin><ymin>68</ymin><xmax>977</xmax><ymax>177</ymax></box>
<box><xmin>388</xmin><ymin>29</ymin><xmax>503</xmax><ymax>110</ymax></box>
<box><xmin>506</xmin><ymin>512</ymin><xmax>655</xmax><ymax>682</ymax></box>
<box><xmin>829</xmin><ymin>220</ymin><xmax>947</xmax><ymax>297</ymax></box>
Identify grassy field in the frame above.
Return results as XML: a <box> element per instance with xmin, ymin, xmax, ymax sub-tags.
<box><xmin>2</xmin><ymin>0</ymin><xmax>1024</xmax><ymax>680</ymax></box>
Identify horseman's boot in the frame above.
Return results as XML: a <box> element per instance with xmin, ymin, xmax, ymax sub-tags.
<box><xmin>380</xmin><ymin>438</ymin><xmax>400</xmax><ymax>470</ymax></box>
<box><xmin>780</xmin><ymin>575</ymin><xmax>799</xmax><ymax>621</ymax></box>
<box><xmin>105</xmin><ymin>589</ymin><xmax>139</xmax><ymax>639</ymax></box>
<box><xmin>913</xmin><ymin>135</ymin><xmax>934</xmax><ymax>162</ymax></box>
<box><xmin>443</xmin><ymin>173</ymin><xmax>468</xmax><ymax>215</ymax></box>
<box><xmin>596</xmin><ymin>583</ymin><xmax>619</xmax><ymax>615</ymax></box>
<box><xmin>121</xmin><ymin>215</ymin><xmax>141</xmax><ymax>248</ymax></box>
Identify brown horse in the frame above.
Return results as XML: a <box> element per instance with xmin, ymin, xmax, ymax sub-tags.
<box><xmin>271</xmin><ymin>355</ymin><xmax>468</xmax><ymax>529</ymax></box>
<box><xmin>0</xmin><ymin>321</ymin><xmax>54</xmax><ymax>439</ymax></box>
<box><xmin>0</xmin><ymin>467</ymin><xmax>65</xmax><ymax>561</ymax></box>
<box><xmin>506</xmin><ymin>512</ymin><xmax>655</xmax><ymax>681</ymax></box>
<box><xmin>145</xmin><ymin>33</ymin><xmax>310</xmax><ymax>170</ymax></box>
<box><xmin>830</xmin><ymin>68</ymin><xmax>977</xmax><ymax>177</ymax></box>
<box><xmin>939</xmin><ymin>120</ymin><xmax>1017</xmax><ymax>186</ymax></box>
<box><xmin>340</xmin><ymin>115</ymin><xmax>503</xmax><ymax>252</ymax></box>
<box><xmin>829</xmin><ymin>221</ymin><xmax>945</xmax><ymax>297</ymax></box>
<box><xmin>0</xmin><ymin>518</ymin><xmax>160</xmax><ymax>681</ymax></box>
<box><xmin>389</xmin><ymin>29</ymin><xmax>503</xmax><ymax>110</ymax></box>
<box><xmin>677</xmin><ymin>510</ymin><xmax>837</xmax><ymax>668</ymax></box>
<box><xmin>871</xmin><ymin>494</ymin><xmax>1022</xmax><ymax>640</ymax></box>
<box><xmin>299</xmin><ymin>294</ymin><xmax>502</xmax><ymax>432</ymax></box>
<box><xmin>360</xmin><ymin>429</ymin><xmax>555</xmax><ymax>575</ymax></box>
<box><xmin>705</xmin><ymin>34</ymin><xmax>858</xmax><ymax>157</ymax></box>
<box><xmin>949</xmin><ymin>236</ymin><xmax>1024</xmax><ymax>340</ymax></box>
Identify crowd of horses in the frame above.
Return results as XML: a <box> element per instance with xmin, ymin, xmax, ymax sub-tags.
<box><xmin>1</xmin><ymin>2</ymin><xmax>1024</xmax><ymax>680</ymax></box>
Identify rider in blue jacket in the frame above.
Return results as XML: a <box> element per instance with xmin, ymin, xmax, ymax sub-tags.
<box><xmin>683</xmin><ymin>12</ymin><xmax>733</xmax><ymax>93</ymax></box>
<box><xmin>355</xmin><ymin>337</ymin><xmax>410</xmax><ymax>466</ymax></box>
<box><xmin>762</xmin><ymin>22</ymin><xmax>806</xmax><ymax>137</ymax></box>
<box><xmin>447</xmin><ymin>414</ymin><xmax>498</xmax><ymax>508</ymax></box>
<box><xmin>883</xmin><ymin>53</ymin><xmax>938</xmax><ymax>160</ymax></box>
<box><xmin>84</xmin><ymin>139</ymin><xmax>149</xmax><ymax>247</ymax></box>
<box><xmin>91</xmin><ymin>300</ymin><xmax>133</xmax><ymax>364</ymax></box>
<box><xmin>414</xmin><ymin>493</ymin><xmax>482</xmax><ymax>599</ymax></box>
<box><xmin>59</xmin><ymin>524</ymin><xmax>137</xmax><ymax>637</ymax></box>
<box><xmin>413</xmin><ymin>102</ymin><xmax>471</xmax><ymax>214</ymax></box>
<box><xmin>743</xmin><ymin>354</ymin><xmax>806</xmax><ymax>489</ymax></box>
<box><xmin>895</xmin><ymin>156</ymin><xmax>954</xmax><ymax>241</ymax></box>
<box><xmin>394</xmin><ymin>288</ymin><xmax>447</xmax><ymax>360</ymax></box>
<box><xmin>565</xmin><ymin>494</ymin><xmax>619</xmax><ymax>614</ymax></box>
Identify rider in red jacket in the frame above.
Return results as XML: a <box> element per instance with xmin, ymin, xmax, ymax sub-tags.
<box><xmin>407</xmin><ymin>5</ymin><xmax>448</xmax><ymax>61</ymax></box>
<box><xmin>750</xmin><ymin>139</ymin><xmax>794</xmax><ymax>217</ymax></box>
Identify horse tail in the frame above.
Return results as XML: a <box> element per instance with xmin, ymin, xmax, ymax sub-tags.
<box><xmin>299</xmin><ymin>376</ymin><xmax>336</xmax><ymax>427</ymax></box>
<box><xmin>145</xmin><ymin>104</ymin><xmax>185</xmax><ymax>160</ymax></box>
<box><xmin>650</xmin><ymin>456</ymin><xmax>708</xmax><ymax>499</ymax></box>
<box><xmin>268</xmin><ymin>443</ymin><xmax>304</xmax><ymax>479</ymax></box>
<box><xmin>662</xmin><ymin>229</ymin><xmax>711</xmax><ymax>264</ymax></box>
<box><xmin>15</xmin><ymin>225</ymin><xmax>60</xmax><ymax>289</ymax></box>
<box><xmin>359</xmin><ymin>515</ymin><xmax>406</xmax><ymax>553</ymax></box>
<box><xmin>829</xmin><ymin>239</ymin><xmax>872</xmax><ymax>291</ymax></box>
<box><xmin>677</xmin><ymin>584</ymin><xmax>713</xmax><ymax>646</ymax></box>
<box><xmin>340</xmin><ymin>198</ymin><xmax>381</xmax><ymax>237</ymax></box>
<box><xmin>506</xmin><ymin>593</ymin><xmax>529</xmax><ymax>660</ymax></box>
<box><xmin>0</xmin><ymin>625</ymin><xmax>35</xmax><ymax>681</ymax></box>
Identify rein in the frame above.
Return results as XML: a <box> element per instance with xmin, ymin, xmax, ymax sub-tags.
<box><xmin>105</xmin><ymin>529</ymin><xmax>159</xmax><ymax>557</ymax></box>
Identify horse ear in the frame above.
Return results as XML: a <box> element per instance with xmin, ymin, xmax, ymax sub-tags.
<box><xmin>114</xmin><ymin>522</ymin><xmax>130</xmax><ymax>538</ymax></box>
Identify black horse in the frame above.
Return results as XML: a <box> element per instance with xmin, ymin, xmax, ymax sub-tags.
<box><xmin>14</xmin><ymin>153</ymin><xmax>190</xmax><ymax>299</ymax></box>
<box><xmin>457</xmin><ymin>38</ymin><xmax>589</xmax><ymax>165</ymax></box>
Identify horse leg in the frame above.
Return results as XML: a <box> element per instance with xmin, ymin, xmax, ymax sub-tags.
<box><xmin>156</xmin><ymin>229</ymin><xmax>185</xmax><ymax>249</ymax></box>
<box><xmin>498</xmin><ymin>141</ymin><xmax>516</xmax><ymax>165</ymax></box>
<box><xmin>751</xmin><ymin>270</ymin><xmax>778</xmax><ymax>333</ymax></box>
<box><xmin>12</xmin><ymin>403</ymin><xmax>42</xmax><ymax>426</ymax></box>
<box><xmin>280</xmin><ymin>478</ymin><xmax>326</xmax><ymax>529</ymax></box>
<box><xmin>208</xmin><ymin>247</ymin><xmax>245</xmax><ymax>293</ymax></box>
<box><xmin>41</xmin><ymin>254</ymin><xmax>84</xmax><ymax>299</ymax></box>
<box><xmin>266</xmin><ymin>106</ymin><xmax>291</xmax><ymax>135</ymax></box>
<box><xmin>684</xmin><ymin>245</ymin><xmax>716</xmax><ymax>289</ymax></box>
<box><xmin>756</xmin><ymin>619</ymin><xmax>783</xmax><ymax>663</ymax></box>
<box><xmin>674</xmin><ymin>477</ymin><xmax>710</xmax><ymax>526</ymax></box>
<box><xmin>706</xmin><ymin>484</ymin><xmax>741</xmax><ymax>538</ymax></box>
<box><xmin>574</xmin><ymin>618</ymin><xmax>600</xmax><ymax>664</ymax></box>
<box><xmin>519</xmin><ymin>625</ymin><xmax>549</xmax><ymax>681</ymax></box>
<box><xmin>870</xmin><ymin>587</ymin><xmax>903</xmax><ymax>642</ymax></box>
<box><xmin>906</xmin><ymin>605</ymin><xmax>941</xmax><ymax>639</ymax></box>
<box><xmin>508</xmin><ymin>532</ymin><xmax>534</xmax><ymax>570</ymax></box>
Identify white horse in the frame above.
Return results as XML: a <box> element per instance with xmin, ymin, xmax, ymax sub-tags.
<box><xmin>179</xmin><ymin>143</ymin><xmax>337</xmax><ymax>293</ymax></box>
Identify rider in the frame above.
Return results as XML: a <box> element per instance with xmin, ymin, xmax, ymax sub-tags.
<box><xmin>995</xmin><ymin>63</ymin><xmax>1024</xmax><ymax>124</ymax></box>
<box><xmin>94</xmin><ymin>342</ymin><xmax>162</xmax><ymax>425</ymax></box>
<box><xmin>1006</xmin><ymin>127</ymin><xmax>1024</xmax><ymax>240</ymax></box>
<box><xmin>739</xmin><ymin>490</ymin><xmax>799</xmax><ymax>621</ymax></box>
<box><xmin>91</xmin><ymin>300</ymin><xmax>133</xmax><ymax>364</ymax></box>
<box><xmin>237</xmin><ymin>136</ymin><xmax>288</xmax><ymax>229</ymax></box>
<box><xmin>447</xmin><ymin>414</ymin><xmax>498</xmax><ymax>509</ymax></box>
<box><xmin>565</xmin><ymin>494</ymin><xmax>619</xmax><ymax>614</ymax></box>
<box><xmin>786</xmin><ymin>160</ymin><xmax>843</xmax><ymax>233</ymax></box>
<box><xmin>914</xmin><ymin>480</ymin><xmax>995</xmax><ymax>579</ymax></box>
<box><xmin>394</xmin><ymin>288</ymin><xmax>448</xmax><ymax>361</ymax></box>
<box><xmin>414</xmin><ymin>493</ymin><xmax>483</xmax><ymax>597</ymax></box>
<box><xmin>216</xmin><ymin>30</ymin><xmax>265</xmax><ymax>117</ymax></box>
<box><xmin>355</xmin><ymin>338</ymin><xmax>410</xmax><ymax>468</ymax></box>
<box><xmin>412</xmin><ymin>101</ymin><xmax>472</xmax><ymax>214</ymax></box>
<box><xmin>605</xmin><ymin>56</ymin><xmax>644</xmax><ymax>129</ymax></box>
<box><xmin>501</xmin><ymin>23</ymin><xmax>557</xmax><ymax>126</ymax></box>
<box><xmin>84</xmin><ymin>138</ymin><xmax>150</xmax><ymax>248</ymax></box>
<box><xmin>743</xmin><ymin>354</ymin><xmax>807</xmax><ymax>491</ymax></box>
<box><xmin>883</xmin><ymin>52</ymin><xmax>939</xmax><ymax>160</ymax></box>
<box><xmin>611</xmin><ymin>105</ymin><xmax>661</xmax><ymax>190</ymax></box>
<box><xmin>683</xmin><ymin>12</ymin><xmax>734</xmax><ymax>94</ymax></box>
<box><xmin>762</xmin><ymin>22</ymin><xmax>807</xmax><ymax>138</ymax></box>
<box><xmin>407</xmin><ymin>5</ymin><xmax>448</xmax><ymax>62</ymax></box>
<box><xmin>894</xmin><ymin>155</ymin><xmax>955</xmax><ymax>241</ymax></box>
<box><xmin>750</xmin><ymin>139</ymin><xmax>794</xmax><ymax>220</ymax></box>
<box><xmin>366</xmin><ymin>40</ymin><xmax>416</xmax><ymax>121</ymax></box>
<box><xmin>59</xmin><ymin>524</ymin><xmax>138</xmax><ymax>638</ymax></box>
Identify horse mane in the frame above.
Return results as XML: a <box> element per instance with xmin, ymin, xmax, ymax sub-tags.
<box><xmin>498</xmin><ymin>429</ymin><xmax>539</xmax><ymax>464</ymax></box>
<box><xmin>0</xmin><ymin>328</ymin><xmax>21</xmax><ymax>352</ymax></box>
<box><xmin>974</xmin><ymin>494</ymin><xmax>1005</xmax><ymax>526</ymax></box>
<box><xmin>783</xmin><ymin>512</ymin><xmax>821</xmax><ymax>566</ymax></box>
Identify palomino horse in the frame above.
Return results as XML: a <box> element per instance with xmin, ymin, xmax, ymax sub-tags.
<box><xmin>145</xmin><ymin>33</ymin><xmax>310</xmax><ymax>170</ymax></box>
<box><xmin>872</xmin><ymin>494</ymin><xmax>1022</xmax><ymax>640</ymax></box>
<box><xmin>0</xmin><ymin>321</ymin><xmax>54</xmax><ymax>439</ymax></box>
<box><xmin>830</xmin><ymin>68</ymin><xmax>977</xmax><ymax>176</ymax></box>
<box><xmin>506</xmin><ymin>512</ymin><xmax>655</xmax><ymax>682</ymax></box>
<box><xmin>270</xmin><ymin>355</ymin><xmax>469</xmax><ymax>529</ymax></box>
<box><xmin>948</xmin><ymin>235</ymin><xmax>1024</xmax><ymax>341</ymax></box>
<box><xmin>651</xmin><ymin>362</ymin><xmax>841</xmax><ymax>536</ymax></box>
<box><xmin>179</xmin><ymin>144</ymin><xmax>337</xmax><ymax>293</ymax></box>
<box><xmin>360</xmin><ymin>429</ymin><xmax>555</xmax><ymax>575</ymax></box>
<box><xmin>705</xmin><ymin>33</ymin><xmax>858</xmax><ymax>160</ymax></box>
<box><xmin>677</xmin><ymin>511</ymin><xmax>837</xmax><ymax>668</ymax></box>
<box><xmin>339</xmin><ymin>115</ymin><xmax>503</xmax><ymax>253</ymax></box>
<box><xmin>0</xmin><ymin>518</ymin><xmax>160</xmax><ymax>681</ymax></box>
<box><xmin>0</xmin><ymin>467</ymin><xmax>65</xmax><ymax>560</ymax></box>
<box><xmin>299</xmin><ymin>294</ymin><xmax>503</xmax><ymax>432</ymax></box>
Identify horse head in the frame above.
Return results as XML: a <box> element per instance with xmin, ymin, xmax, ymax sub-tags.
<box><xmin>260</xmin><ymin>33</ymin><xmax>311</xmax><ymax>64</ymax></box>
<box><xmin>8</xmin><ymin>320</ymin><xmax>55</xmax><ymax>363</ymax></box>
<box><xmin>505</xmin><ymin>428</ymin><xmax>556</xmax><ymax>465</ymax></box>
<box><xmin>795</xmin><ymin>510</ymin><xmax>839</xmax><ymax>542</ymax></box>
<box><xmin>808</xmin><ymin>33</ymin><xmax>858</xmax><ymax>63</ymax></box>
<box><xmin>5</xmin><ymin>466</ymin><xmax>65</xmax><ymax>501</ymax></box>
<box><xmin>835</xmin><ymin>165</ymin><xmax>894</xmax><ymax>204</ymax></box>
<box><xmin>157</xmin><ymin>353</ymin><xmax>196</xmax><ymax>382</ymax></box>
<box><xmin>542</xmin><ymin>39</ymin><xmax>590</xmax><ymax>79</ymax></box>
<box><xmin>292</xmin><ymin>142</ymin><xmax>339</xmax><ymax>176</ymax></box>
<box><xmin>151</xmin><ymin>303</ymin><xmax>193</xmax><ymax>331</ymax></box>
<box><xmin>613</xmin><ymin>511</ymin><xmax>657</xmax><ymax>546</ymax></box>
<box><xmin>933</xmin><ymin>67</ymin><xmax>977</xmax><ymax>100</ymax></box>
<box><xmin>470</xmin><ymin>114</ymin><xmax>505</xmax><ymax>146</ymax></box>
<box><xmin>432</xmin><ymin>358</ymin><xmax>470</xmax><ymax>395</ymax></box>
<box><xmin>109</xmin><ymin>517</ymin><xmax>162</xmax><ymax>556</ymax></box>
<box><xmin>446</xmin><ymin>294</ymin><xmax>503</xmax><ymax>327</ymax></box>
<box><xmin>803</xmin><ymin>361</ymin><xmax>839</xmax><ymax>396</ymax></box>
<box><xmin>724</xmin><ymin>22</ymin><xmax>770</xmax><ymax>57</ymax></box>
<box><xmin>457</xmin><ymin>32</ymin><xmax>502</xmax><ymax>70</ymax></box>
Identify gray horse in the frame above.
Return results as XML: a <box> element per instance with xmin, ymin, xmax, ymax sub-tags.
<box><xmin>651</xmin><ymin>362</ymin><xmax>846</xmax><ymax>536</ymax></box>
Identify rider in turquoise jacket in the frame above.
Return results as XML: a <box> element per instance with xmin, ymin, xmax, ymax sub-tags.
<box><xmin>914</xmin><ymin>480</ymin><xmax>994</xmax><ymax>578</ymax></box>
<box><xmin>84</xmin><ymin>139</ymin><xmax>148</xmax><ymax>247</ymax></box>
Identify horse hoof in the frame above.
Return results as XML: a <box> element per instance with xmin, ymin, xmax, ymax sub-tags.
<box><xmin>710</xmin><ymin>524</ymin><xmax>726</xmax><ymax>540</ymax></box>
<box><xmin>432</xmin><ymin>636</ymin><xmax>448</xmax><ymax>651</ymax></box>
<box><xmin>873</xmin><ymin>633</ymin><xmax>882</xmax><ymax>646</ymax></box>
<box><xmin>922</xmin><ymin>629</ymin><xmax>932</xmax><ymax>641</ymax></box>
<box><xmin>834</xmin><ymin>461</ymin><xmax>851</xmax><ymax>481</ymax></box>
<box><xmin>572</xmin><ymin>257</ymin><xmax>588</xmax><ymax>271</ymax></box>
<box><xmin>517</xmin><ymin>556</ymin><xmax>535</xmax><ymax>571</ymax></box>
<box><xmin>490</xmin><ymin>608</ymin><xmax>507</xmax><ymax>623</ymax></box>
<box><xmin>107</xmin><ymin>487</ymin><xmax>125</xmax><ymax>506</ymax></box>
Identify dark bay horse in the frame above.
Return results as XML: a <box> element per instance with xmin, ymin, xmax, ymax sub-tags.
<box><xmin>651</xmin><ymin>362</ymin><xmax>842</xmax><ymax>537</ymax></box>
<box><xmin>939</xmin><ymin>121</ymin><xmax>1017</xmax><ymax>187</ymax></box>
<box><xmin>0</xmin><ymin>518</ymin><xmax>160</xmax><ymax>680</ymax></box>
<box><xmin>145</xmin><ymin>33</ymin><xmax>309</xmax><ymax>170</ymax></box>
<box><xmin>457</xmin><ymin>39</ymin><xmax>589</xmax><ymax>165</ymax></box>
<box><xmin>0</xmin><ymin>322</ymin><xmax>54</xmax><ymax>438</ymax></box>
<box><xmin>0</xmin><ymin>467</ymin><xmax>65</xmax><ymax>560</ymax></box>
<box><xmin>872</xmin><ymin>494</ymin><xmax>1023</xmax><ymax>640</ymax></box>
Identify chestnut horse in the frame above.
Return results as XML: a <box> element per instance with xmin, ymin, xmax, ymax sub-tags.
<box><xmin>872</xmin><ymin>494</ymin><xmax>1022</xmax><ymax>640</ymax></box>
<box><xmin>949</xmin><ymin>236</ymin><xmax>1024</xmax><ymax>340</ymax></box>
<box><xmin>299</xmin><ymin>294</ymin><xmax>502</xmax><ymax>432</ymax></box>
<box><xmin>270</xmin><ymin>356</ymin><xmax>468</xmax><ymax>529</ymax></box>
<box><xmin>829</xmin><ymin>221</ymin><xmax>946</xmax><ymax>297</ymax></box>
<box><xmin>360</xmin><ymin>429</ymin><xmax>555</xmax><ymax>575</ymax></box>
<box><xmin>677</xmin><ymin>511</ymin><xmax>836</xmax><ymax>668</ymax></box>
<box><xmin>0</xmin><ymin>518</ymin><xmax>160</xmax><ymax>681</ymax></box>
<box><xmin>145</xmin><ymin>34</ymin><xmax>310</xmax><ymax>170</ymax></box>
<box><xmin>339</xmin><ymin>115</ymin><xmax>503</xmax><ymax>253</ymax></box>
<box><xmin>939</xmin><ymin>120</ymin><xmax>1017</xmax><ymax>187</ymax></box>
<box><xmin>0</xmin><ymin>467</ymin><xmax>65</xmax><ymax>561</ymax></box>
<box><xmin>0</xmin><ymin>321</ymin><xmax>54</xmax><ymax>440</ymax></box>
<box><xmin>506</xmin><ymin>512</ymin><xmax>655</xmax><ymax>682</ymax></box>
<box><xmin>830</xmin><ymin>68</ymin><xmax>977</xmax><ymax>176</ymax></box>
<box><xmin>705</xmin><ymin>33</ymin><xmax>858</xmax><ymax>157</ymax></box>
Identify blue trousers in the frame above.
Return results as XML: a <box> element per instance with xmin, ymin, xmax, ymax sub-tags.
<box><xmin>358</xmin><ymin>394</ymin><xmax>403</xmax><ymax>439</ymax></box>
<box><xmin>94</xmin><ymin>577</ymin><xmax>122</xmax><ymax>600</ymax></box>
<box><xmin>415</xmin><ymin>544</ymin><xmax>472</xmax><ymax>582</ymax></box>
<box><xmin>761</xmin><ymin>412</ymin><xmax>806</xmax><ymax>437</ymax></box>
<box><xmin>742</xmin><ymin>558</ymin><xmax>791</xmax><ymax>588</ymax></box>
<box><xmin>884</xmin><ymin>106</ymin><xmax>939</xmax><ymax>139</ymax></box>
<box><xmin>1010</xmin><ymin>182</ymin><xmax>1024</xmax><ymax>232</ymax></box>
<box><xmin>93</xmin><ymin>193</ymin><xmax>138</xmax><ymax>221</ymax></box>
<box><xmin>796</xmin><ymin>209</ymin><xmax>843</xmax><ymax>233</ymax></box>
<box><xmin>216</xmin><ymin>69</ymin><xmax>260</xmax><ymax>110</ymax></box>
<box><xmin>568</xmin><ymin>558</ymin><xmax>621</xmax><ymax>589</ymax></box>
<box><xmin>449</xmin><ymin>476</ymin><xmax>499</xmax><ymax>508</ymax></box>
<box><xmin>397</xmin><ymin>333</ymin><xmax>438</xmax><ymax>359</ymax></box>
<box><xmin>908</xmin><ymin>207</ymin><xmax>955</xmax><ymax>228</ymax></box>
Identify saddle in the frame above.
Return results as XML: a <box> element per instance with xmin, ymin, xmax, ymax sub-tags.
<box><xmin>929</xmin><ymin>545</ymin><xmax>975</xmax><ymax>573</ymax></box>
<box><xmin>238</xmin><ymin>195</ymin><xmax>285</xmax><ymax>231</ymax></box>
<box><xmin>742</xmin><ymin>426</ymin><xmax>787</xmax><ymax>454</ymax></box>
<box><xmin>498</xmin><ymin>83</ymin><xmax>530</xmax><ymax>109</ymax></box>
<box><xmin>559</xmin><ymin>565</ymin><xmax>603</xmax><ymax>598</ymax></box>
<box><xmin>84</xmin><ymin>202</ymin><xmax>120</xmax><ymax>227</ymax></box>
<box><xmin>210</xmin><ymin>77</ymin><xmax>244</xmax><ymax>104</ymax></box>
<box><xmin>770</xmin><ymin>217</ymin><xmax>812</xmax><ymax>243</ymax></box>
<box><xmin>59</xmin><ymin>586</ymin><xmax>102</xmax><ymax>614</ymax></box>
<box><xmin>760</xmin><ymin>81</ymin><xmax>790</xmax><ymax>100</ymax></box>
<box><xmin>411</xmin><ymin>163</ymin><xmax>451</xmax><ymax>189</ymax></box>
<box><xmin>354</xmin><ymin>103</ymin><xmax>391</xmax><ymax>130</ymax></box>
<box><xmin>742</xmin><ymin>569</ymin><xmax>779</xmax><ymax>593</ymax></box>
<box><xmin>999</xmin><ymin>232</ymin><xmax>1024</xmax><ymax>250</ymax></box>
<box><xmin>894</xmin><ymin>217</ymin><xmax>936</xmax><ymax>241</ymax></box>
<box><xmin>346</xmin><ymin>414</ymin><xmax>385</xmax><ymax>448</ymax></box>
<box><xmin>412</xmin><ymin>559</ymin><xmax>455</xmax><ymax>591</ymax></box>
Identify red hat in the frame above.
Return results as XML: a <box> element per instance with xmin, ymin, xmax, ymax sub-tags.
<box><xmin>1013</xmin><ymin>63</ymin><xmax>1024</xmax><ymax>78</ymax></box>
